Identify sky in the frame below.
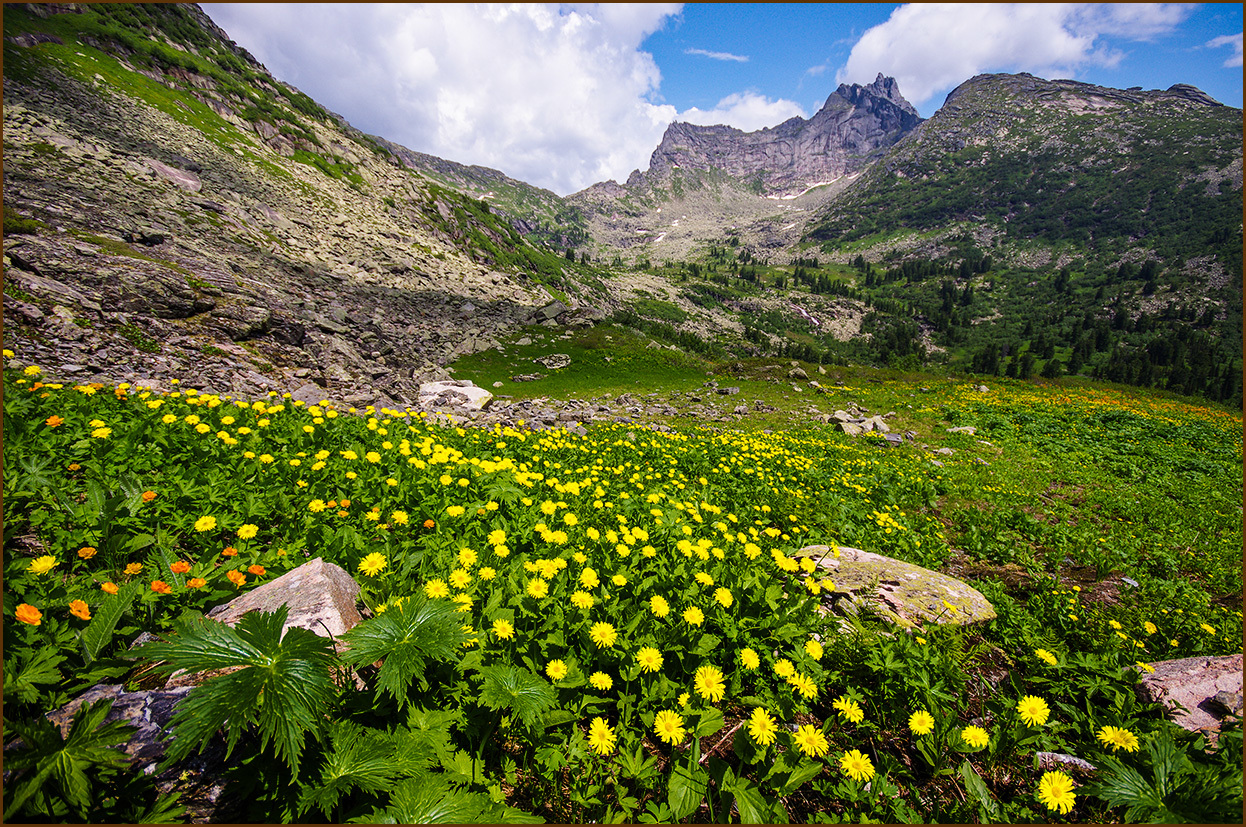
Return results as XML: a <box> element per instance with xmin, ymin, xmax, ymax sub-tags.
<box><xmin>200</xmin><ymin>3</ymin><xmax>1243</xmax><ymax>196</ymax></box>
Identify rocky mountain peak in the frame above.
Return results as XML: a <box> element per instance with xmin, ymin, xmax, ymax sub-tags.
<box><xmin>828</xmin><ymin>72</ymin><xmax>920</xmax><ymax>119</ymax></box>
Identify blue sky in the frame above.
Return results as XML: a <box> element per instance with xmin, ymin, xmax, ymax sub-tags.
<box><xmin>202</xmin><ymin>3</ymin><xmax>1243</xmax><ymax>194</ymax></box>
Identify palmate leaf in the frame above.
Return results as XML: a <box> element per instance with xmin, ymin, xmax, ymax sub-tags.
<box><xmin>297</xmin><ymin>720</ymin><xmax>407</xmax><ymax>818</ymax></box>
<box><xmin>477</xmin><ymin>664</ymin><xmax>557</xmax><ymax>728</ymax></box>
<box><xmin>3</xmin><ymin>645</ymin><xmax>66</xmax><ymax>703</ymax></box>
<box><xmin>339</xmin><ymin>594</ymin><xmax>467</xmax><ymax>707</ymax></box>
<box><xmin>352</xmin><ymin>774</ymin><xmax>543</xmax><ymax>824</ymax></box>
<box><xmin>131</xmin><ymin>606</ymin><xmax>337</xmax><ymax>775</ymax></box>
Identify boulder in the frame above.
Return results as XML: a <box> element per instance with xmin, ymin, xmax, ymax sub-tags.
<box><xmin>536</xmin><ymin>353</ymin><xmax>571</xmax><ymax>370</ymax></box>
<box><xmin>788</xmin><ymin>367</ymin><xmax>808</xmax><ymax>380</ymax></box>
<box><xmin>290</xmin><ymin>382</ymin><xmax>328</xmax><ymax>405</ymax></box>
<box><xmin>795</xmin><ymin>544</ymin><xmax>996</xmax><ymax>629</ymax></box>
<box><xmin>1135</xmin><ymin>654</ymin><xmax>1243</xmax><ymax>743</ymax></box>
<box><xmin>418</xmin><ymin>379</ymin><xmax>493</xmax><ymax>411</ymax></box>
<box><xmin>861</xmin><ymin>415</ymin><xmax>890</xmax><ymax>433</ymax></box>
<box><xmin>836</xmin><ymin>421</ymin><xmax>865</xmax><ymax>436</ymax></box>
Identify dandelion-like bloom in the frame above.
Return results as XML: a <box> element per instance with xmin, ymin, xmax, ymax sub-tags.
<box><xmin>909</xmin><ymin>710</ymin><xmax>935</xmax><ymax>736</ymax></box>
<box><xmin>194</xmin><ymin>515</ymin><xmax>217</xmax><ymax>532</ymax></box>
<box><xmin>69</xmin><ymin>599</ymin><xmax>91</xmax><ymax>621</ymax></box>
<box><xmin>308</xmin><ymin>499</ymin><xmax>327</xmax><ymax>513</ymax></box>
<box><xmin>187</xmin><ymin>577</ymin><xmax>206</xmax><ymax>589</ymax></box>
<box><xmin>683</xmin><ymin>606</ymin><xmax>705</xmax><ymax>626</ymax></box>
<box><xmin>789</xmin><ymin>673</ymin><xmax>818</xmax><ymax>701</ymax></box>
<box><xmin>78</xmin><ymin>547</ymin><xmax>97</xmax><ymax>559</ymax></box>
<box><xmin>695</xmin><ymin>571</ymin><xmax>714</xmax><ymax>586</ymax></box>
<box><xmin>589</xmin><ymin>621</ymin><xmax>617</xmax><ymax>648</ymax></box>
<box><xmin>587</xmin><ymin>717</ymin><xmax>615</xmax><ymax>755</ymax></box>
<box><xmin>840</xmin><ymin>749</ymin><xmax>875</xmax><ymax>782</ymax></box>
<box><xmin>590</xmin><ymin>671</ymin><xmax>613</xmax><ymax>690</ymax></box>
<box><xmin>487</xmin><ymin>529</ymin><xmax>507</xmax><ymax>546</ymax></box>
<box><xmin>694</xmin><ymin>664</ymin><xmax>726</xmax><ymax>703</ymax></box>
<box><xmin>747</xmin><ymin>707</ymin><xmax>778</xmax><ymax>746</ymax></box>
<box><xmin>1143</xmin><ymin>621</ymin><xmax>1157</xmax><ymax>635</ymax></box>
<box><xmin>424</xmin><ymin>579</ymin><xmax>449</xmax><ymax>599</ymax></box>
<box><xmin>527</xmin><ymin>578</ymin><xmax>549</xmax><ymax>599</ymax></box>
<box><xmin>1095</xmin><ymin>725</ymin><xmax>1140</xmax><ymax>753</ymax></box>
<box><xmin>612</xmin><ymin>573</ymin><xmax>627</xmax><ymax>587</ymax></box>
<box><xmin>579</xmin><ymin>568</ymin><xmax>600</xmax><ymax>589</ymax></box>
<box><xmin>457</xmin><ymin>547</ymin><xmax>477</xmax><ymax>568</ymax></box>
<box><xmin>235</xmin><ymin>524</ymin><xmax>257</xmax><ymax>540</ymax></box>
<box><xmin>101</xmin><ymin>582</ymin><xmax>119</xmax><ymax>595</ymax></box>
<box><xmin>571</xmin><ymin>591</ymin><xmax>594</xmax><ymax>609</ymax></box>
<box><xmin>445</xmin><ymin>505</ymin><xmax>465</xmax><ymax>517</ymax></box>
<box><xmin>793</xmin><ymin>724</ymin><xmax>830</xmax><ymax>758</ymax></box>
<box><xmin>449</xmin><ymin>569</ymin><xmax>472</xmax><ymax>589</ymax></box>
<box><xmin>804</xmin><ymin>639</ymin><xmax>823</xmax><ymax>660</ymax></box>
<box><xmin>16</xmin><ymin>603</ymin><xmax>42</xmax><ymax>625</ymax></box>
<box><xmin>492</xmin><ymin>619</ymin><xmax>515</xmax><ymax>641</ymax></box>
<box><xmin>714</xmin><ymin>587</ymin><xmax>733</xmax><ymax>608</ymax></box>
<box><xmin>636</xmin><ymin>646</ymin><xmax>663</xmax><ymax>673</ymax></box>
<box><xmin>649</xmin><ymin>595</ymin><xmax>670</xmax><ymax>617</ymax></box>
<box><xmin>479</xmin><ymin>566</ymin><xmax>496</xmax><ymax>581</ymax></box>
<box><xmin>358</xmin><ymin>553</ymin><xmax>388</xmax><ymax>577</ymax></box>
<box><xmin>833</xmin><ymin>695</ymin><xmax>863</xmax><ymax>723</ymax></box>
<box><xmin>740</xmin><ymin>647</ymin><xmax>760</xmax><ymax>670</ymax></box>
<box><xmin>961</xmin><ymin>725</ymin><xmax>989</xmax><ymax>749</ymax></box>
<box><xmin>1037</xmin><ymin>771</ymin><xmax>1076</xmax><ymax>814</ymax></box>
<box><xmin>124</xmin><ymin>562</ymin><xmax>144</xmax><ymax>575</ymax></box>
<box><xmin>151</xmin><ymin>580</ymin><xmax>173</xmax><ymax>595</ymax></box>
<box><xmin>91</xmin><ymin>427</ymin><xmax>112</xmax><ymax>439</ymax></box>
<box><xmin>1017</xmin><ymin>695</ymin><xmax>1051</xmax><ymax>727</ymax></box>
<box><xmin>654</xmin><ymin>710</ymin><xmax>686</xmax><ymax>746</ymax></box>
<box><xmin>391</xmin><ymin>510</ymin><xmax>409</xmax><ymax>526</ymax></box>
<box><xmin>1035</xmin><ymin>648</ymin><xmax>1058</xmax><ymax>666</ymax></box>
<box><xmin>28</xmin><ymin>555</ymin><xmax>58</xmax><ymax>575</ymax></box>
<box><xmin>774</xmin><ymin>659</ymin><xmax>795</xmax><ymax>678</ymax></box>
<box><xmin>546</xmin><ymin>660</ymin><xmax>568</xmax><ymax>681</ymax></box>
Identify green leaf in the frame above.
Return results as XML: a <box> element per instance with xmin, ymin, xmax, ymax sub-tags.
<box><xmin>691</xmin><ymin>633</ymin><xmax>721</xmax><ymax>656</ymax></box>
<box><xmin>3</xmin><ymin>646</ymin><xmax>66</xmax><ymax>703</ymax></box>
<box><xmin>340</xmin><ymin>594</ymin><xmax>467</xmax><ymax>706</ymax></box>
<box><xmin>81</xmin><ymin>581</ymin><xmax>141</xmax><ymax>661</ymax></box>
<box><xmin>959</xmin><ymin>759</ymin><xmax>1002</xmax><ymax>821</ymax></box>
<box><xmin>667</xmin><ymin>760</ymin><xmax>708</xmax><ymax>820</ymax></box>
<box><xmin>478</xmin><ymin>664</ymin><xmax>557</xmax><ymax>728</ymax></box>
<box><xmin>298</xmin><ymin>721</ymin><xmax>406</xmax><ymax>818</ymax></box>
<box><xmin>539</xmin><ymin>709</ymin><xmax>578</xmax><ymax>731</ymax></box>
<box><xmin>726</xmin><ymin>776</ymin><xmax>773</xmax><ymax>825</ymax></box>
<box><xmin>84</xmin><ymin>479</ymin><xmax>108</xmax><ymax>521</ymax></box>
<box><xmin>384</xmin><ymin>774</ymin><xmax>500</xmax><ymax>823</ymax></box>
<box><xmin>694</xmin><ymin>706</ymin><xmax>725</xmax><ymax>738</ymax></box>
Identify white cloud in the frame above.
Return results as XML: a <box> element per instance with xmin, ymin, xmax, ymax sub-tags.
<box><xmin>676</xmin><ymin>91</ymin><xmax>807</xmax><ymax>132</ymax></box>
<box><xmin>685</xmin><ymin>47</ymin><xmax>749</xmax><ymax>62</ymax></box>
<box><xmin>838</xmin><ymin>3</ymin><xmax>1196</xmax><ymax>109</ymax></box>
<box><xmin>1207</xmin><ymin>33</ymin><xmax>1244</xmax><ymax>68</ymax></box>
<box><xmin>201</xmin><ymin>3</ymin><xmax>682</xmax><ymax>195</ymax></box>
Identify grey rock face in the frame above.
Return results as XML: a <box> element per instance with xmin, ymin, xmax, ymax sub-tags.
<box><xmin>1135</xmin><ymin>654</ymin><xmax>1243</xmax><ymax>744</ymax></box>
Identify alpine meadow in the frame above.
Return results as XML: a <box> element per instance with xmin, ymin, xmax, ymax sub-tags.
<box><xmin>2</xmin><ymin>4</ymin><xmax>1241</xmax><ymax>824</ymax></box>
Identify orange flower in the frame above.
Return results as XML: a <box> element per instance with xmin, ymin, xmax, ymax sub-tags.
<box><xmin>45</xmin><ymin>415</ymin><xmax>64</xmax><ymax>427</ymax></box>
<box><xmin>247</xmin><ymin>564</ymin><xmax>266</xmax><ymax>577</ymax></box>
<box><xmin>340</xmin><ymin>499</ymin><xmax>351</xmax><ymax>508</ymax></box>
<box><xmin>141</xmin><ymin>490</ymin><xmax>157</xmax><ymax>502</ymax></box>
<box><xmin>16</xmin><ymin>603</ymin><xmax>42</xmax><ymax>625</ymax></box>
<box><xmin>151</xmin><ymin>580</ymin><xmax>172</xmax><ymax>595</ymax></box>
<box><xmin>187</xmin><ymin>577</ymin><xmax>207</xmax><ymax>589</ymax></box>
<box><xmin>124</xmin><ymin>562</ymin><xmax>143</xmax><ymax>575</ymax></box>
<box><xmin>68</xmin><ymin>463</ymin><xmax>80</xmax><ymax>471</ymax></box>
<box><xmin>69</xmin><ymin>599</ymin><xmax>91</xmax><ymax>621</ymax></box>
<box><xmin>424</xmin><ymin>519</ymin><xmax>436</xmax><ymax>529</ymax></box>
<box><xmin>78</xmin><ymin>546</ymin><xmax>98</xmax><ymax>559</ymax></box>
<box><xmin>170</xmin><ymin>561</ymin><xmax>191</xmax><ymax>574</ymax></box>
<box><xmin>101</xmin><ymin>581</ymin><xmax>119</xmax><ymax>595</ymax></box>
<box><xmin>227</xmin><ymin>570</ymin><xmax>247</xmax><ymax>587</ymax></box>
<box><xmin>221</xmin><ymin>546</ymin><xmax>238</xmax><ymax>557</ymax></box>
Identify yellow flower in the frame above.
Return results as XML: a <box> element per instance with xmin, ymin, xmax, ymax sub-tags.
<box><xmin>546</xmin><ymin>660</ymin><xmax>568</xmax><ymax>681</ymax></box>
<box><xmin>740</xmin><ymin>648</ymin><xmax>760</xmax><ymax>670</ymax></box>
<box><xmin>678</xmin><ymin>691</ymin><xmax>690</xmax><ymax>708</ymax></box>
<box><xmin>1035</xmin><ymin>648</ymin><xmax>1058</xmax><ymax>666</ymax></box>
<box><xmin>424</xmin><ymin>579</ymin><xmax>449</xmax><ymax>599</ymax></box>
<box><xmin>1016</xmin><ymin>695</ymin><xmax>1050</xmax><ymax>727</ymax></box>
<box><xmin>695</xmin><ymin>571</ymin><xmax>714</xmax><ymax>586</ymax></box>
<box><xmin>391</xmin><ymin>510</ymin><xmax>409</xmax><ymax>526</ymax></box>
<box><xmin>365</xmin><ymin>451</ymin><xmax>381</xmax><ymax>463</ymax></box>
<box><xmin>1143</xmin><ymin>621</ymin><xmax>1157</xmax><ymax>635</ymax></box>
<box><xmin>649</xmin><ymin>595</ymin><xmax>670</xmax><ymax>617</ymax></box>
<box><xmin>571</xmin><ymin>591</ymin><xmax>594</xmax><ymax>609</ymax></box>
<box><xmin>587</xmin><ymin>717</ymin><xmax>615</xmax><ymax>755</ymax></box>
<box><xmin>78</xmin><ymin>547</ymin><xmax>97</xmax><ymax>559</ymax></box>
<box><xmin>445</xmin><ymin>505</ymin><xmax>465</xmax><ymax>517</ymax></box>
<box><xmin>479</xmin><ymin>566</ymin><xmax>496</xmax><ymax>580</ymax></box>
<box><xmin>611</xmin><ymin>573</ymin><xmax>627</xmax><ymax>587</ymax></box>
<box><xmin>747</xmin><ymin>707</ymin><xmax>778</xmax><ymax>746</ymax></box>
<box><xmin>1199</xmin><ymin>623</ymin><xmax>1216</xmax><ymax>635</ymax></box>
<box><xmin>793</xmin><ymin>724</ymin><xmax>829</xmax><ymax>758</ymax></box>
<box><xmin>492</xmin><ymin>619</ymin><xmax>515</xmax><ymax>640</ymax></box>
<box><xmin>694</xmin><ymin>664</ymin><xmax>726</xmax><ymax>703</ymax></box>
<box><xmin>714</xmin><ymin>587</ymin><xmax>733</xmax><ymax>608</ymax></box>
<box><xmin>589</xmin><ymin>621</ymin><xmax>617</xmax><ymax>648</ymax></box>
<box><xmin>527</xmin><ymin>578</ymin><xmax>549</xmax><ymax>599</ymax></box>
<box><xmin>124</xmin><ymin>562</ymin><xmax>144</xmax><ymax>575</ymax></box>
<box><xmin>654</xmin><ymin>709</ymin><xmax>686</xmax><ymax>746</ymax></box>
<box><xmin>69</xmin><ymin>599</ymin><xmax>91</xmax><ymax>621</ymax></box>
<box><xmin>833</xmin><ymin>694</ymin><xmax>862</xmax><ymax>723</ymax></box>
<box><xmin>774</xmin><ymin>659</ymin><xmax>795</xmax><ymax>678</ymax></box>
<box><xmin>194</xmin><ymin>515</ymin><xmax>217</xmax><ymax>532</ymax></box>
<box><xmin>1095</xmin><ymin>725</ymin><xmax>1140</xmax><ymax>752</ymax></box>
<box><xmin>590</xmin><ymin>671</ymin><xmax>613</xmax><ymax>690</ymax></box>
<box><xmin>804</xmin><ymin>639</ymin><xmax>823</xmax><ymax>660</ymax></box>
<box><xmin>636</xmin><ymin>646</ymin><xmax>663</xmax><ymax>673</ymax></box>
<box><xmin>961</xmin><ymin>725</ymin><xmax>989</xmax><ymax>749</ymax></box>
<box><xmin>909</xmin><ymin>710</ymin><xmax>935</xmax><ymax>736</ymax></box>
<box><xmin>1037</xmin><ymin>770</ymin><xmax>1076</xmax><ymax>815</ymax></box>
<box><xmin>789</xmin><ymin>672</ymin><xmax>818</xmax><ymax>701</ymax></box>
<box><xmin>356</xmin><ymin>553</ymin><xmax>388</xmax><ymax>577</ymax></box>
<box><xmin>308</xmin><ymin>499</ymin><xmax>327</xmax><ymax>513</ymax></box>
<box><xmin>840</xmin><ymin>748</ymin><xmax>875</xmax><ymax>781</ymax></box>
<box><xmin>449</xmin><ymin>569</ymin><xmax>472</xmax><ymax>589</ymax></box>
<box><xmin>683</xmin><ymin>606</ymin><xmax>705</xmax><ymax>626</ymax></box>
<box><xmin>579</xmin><ymin>568</ymin><xmax>600</xmax><ymax>589</ymax></box>
<box><xmin>487</xmin><ymin>529</ymin><xmax>507</xmax><ymax>546</ymax></box>
<box><xmin>28</xmin><ymin>555</ymin><xmax>58</xmax><ymax>575</ymax></box>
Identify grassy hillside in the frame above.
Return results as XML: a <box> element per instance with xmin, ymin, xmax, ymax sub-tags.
<box><xmin>4</xmin><ymin>348</ymin><xmax>1240</xmax><ymax>823</ymax></box>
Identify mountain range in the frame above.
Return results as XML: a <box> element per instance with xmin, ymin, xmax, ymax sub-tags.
<box><xmin>3</xmin><ymin>3</ymin><xmax>1241</xmax><ymax>405</ymax></box>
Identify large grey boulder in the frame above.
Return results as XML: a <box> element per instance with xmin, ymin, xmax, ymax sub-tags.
<box><xmin>1135</xmin><ymin>654</ymin><xmax>1243</xmax><ymax>744</ymax></box>
<box><xmin>796</xmin><ymin>544</ymin><xmax>996</xmax><ymax>629</ymax></box>
<box><xmin>205</xmin><ymin>557</ymin><xmax>362</xmax><ymax>647</ymax></box>
<box><xmin>418</xmin><ymin>379</ymin><xmax>493</xmax><ymax>411</ymax></box>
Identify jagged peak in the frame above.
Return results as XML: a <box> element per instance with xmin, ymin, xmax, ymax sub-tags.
<box><xmin>824</xmin><ymin>74</ymin><xmax>919</xmax><ymax>117</ymax></box>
